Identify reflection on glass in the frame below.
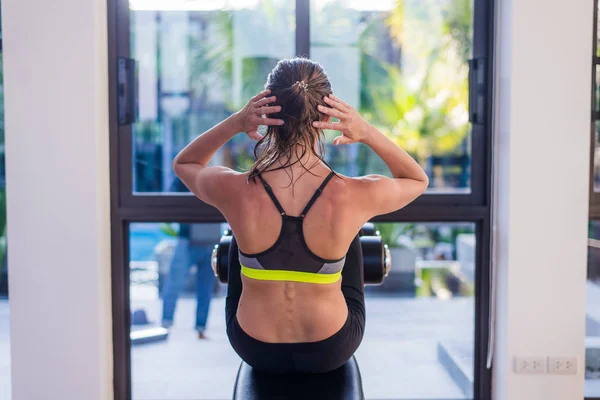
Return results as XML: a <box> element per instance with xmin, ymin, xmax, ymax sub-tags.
<box><xmin>130</xmin><ymin>0</ymin><xmax>473</xmax><ymax>195</ymax></box>
<box><xmin>586</xmin><ymin>221</ymin><xmax>600</xmax><ymax>397</ymax></box>
<box><xmin>129</xmin><ymin>221</ymin><xmax>475</xmax><ymax>400</ymax></box>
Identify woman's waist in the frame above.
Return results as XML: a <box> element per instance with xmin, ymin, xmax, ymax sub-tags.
<box><xmin>239</xmin><ymin>263</ymin><xmax>342</xmax><ymax>285</ymax></box>
<box><xmin>237</xmin><ymin>280</ymin><xmax>348</xmax><ymax>343</ymax></box>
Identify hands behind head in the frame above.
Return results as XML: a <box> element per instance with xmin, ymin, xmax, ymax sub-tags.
<box><xmin>313</xmin><ymin>94</ymin><xmax>371</xmax><ymax>145</ymax></box>
<box><xmin>234</xmin><ymin>89</ymin><xmax>284</xmax><ymax>141</ymax></box>
<box><xmin>235</xmin><ymin>91</ymin><xmax>370</xmax><ymax>145</ymax></box>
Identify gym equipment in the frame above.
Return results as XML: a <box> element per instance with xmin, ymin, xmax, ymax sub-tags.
<box><xmin>232</xmin><ymin>355</ymin><xmax>364</xmax><ymax>400</ymax></box>
<box><xmin>131</xmin><ymin>309</ymin><xmax>150</xmax><ymax>325</ymax></box>
<box><xmin>129</xmin><ymin>309</ymin><xmax>168</xmax><ymax>345</ymax></box>
<box><xmin>130</xmin><ymin>327</ymin><xmax>169</xmax><ymax>346</ymax></box>
<box><xmin>211</xmin><ymin>222</ymin><xmax>391</xmax><ymax>285</ymax></box>
<box><xmin>215</xmin><ymin>224</ymin><xmax>381</xmax><ymax>399</ymax></box>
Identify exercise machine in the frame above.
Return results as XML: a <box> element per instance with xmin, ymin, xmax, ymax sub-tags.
<box><xmin>210</xmin><ymin>223</ymin><xmax>391</xmax><ymax>399</ymax></box>
<box><xmin>232</xmin><ymin>354</ymin><xmax>364</xmax><ymax>400</ymax></box>
<box><xmin>211</xmin><ymin>222</ymin><xmax>391</xmax><ymax>285</ymax></box>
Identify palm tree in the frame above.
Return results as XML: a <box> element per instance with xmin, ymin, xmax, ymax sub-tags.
<box><xmin>358</xmin><ymin>0</ymin><xmax>472</xmax><ymax>186</ymax></box>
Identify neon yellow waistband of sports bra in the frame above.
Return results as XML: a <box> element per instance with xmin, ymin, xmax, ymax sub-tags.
<box><xmin>240</xmin><ymin>264</ymin><xmax>342</xmax><ymax>284</ymax></box>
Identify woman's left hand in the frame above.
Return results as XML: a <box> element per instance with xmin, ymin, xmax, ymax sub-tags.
<box><xmin>234</xmin><ymin>89</ymin><xmax>284</xmax><ymax>140</ymax></box>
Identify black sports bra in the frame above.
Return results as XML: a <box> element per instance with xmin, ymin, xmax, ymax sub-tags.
<box><xmin>238</xmin><ymin>169</ymin><xmax>345</xmax><ymax>284</ymax></box>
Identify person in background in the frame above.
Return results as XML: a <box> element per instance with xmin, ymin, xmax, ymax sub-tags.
<box><xmin>161</xmin><ymin>177</ymin><xmax>216</xmax><ymax>339</ymax></box>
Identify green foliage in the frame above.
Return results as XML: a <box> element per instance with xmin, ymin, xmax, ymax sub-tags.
<box><xmin>373</xmin><ymin>222</ymin><xmax>415</xmax><ymax>248</ymax></box>
<box><xmin>441</xmin><ymin>0</ymin><xmax>473</xmax><ymax>61</ymax></box>
<box><xmin>361</xmin><ymin>0</ymin><xmax>471</xmax><ymax>162</ymax></box>
<box><xmin>367</xmin><ymin>58</ymin><xmax>469</xmax><ymax>162</ymax></box>
<box><xmin>386</xmin><ymin>0</ymin><xmax>405</xmax><ymax>47</ymax></box>
<box><xmin>241</xmin><ymin>57</ymin><xmax>279</xmax><ymax>104</ymax></box>
<box><xmin>134</xmin><ymin>121</ymin><xmax>162</xmax><ymax>143</ymax></box>
<box><xmin>184</xmin><ymin>1</ymin><xmax>473</xmax><ymax>172</ymax></box>
<box><xmin>158</xmin><ymin>223</ymin><xmax>179</xmax><ymax>238</ymax></box>
<box><xmin>189</xmin><ymin>11</ymin><xmax>234</xmax><ymax>110</ymax></box>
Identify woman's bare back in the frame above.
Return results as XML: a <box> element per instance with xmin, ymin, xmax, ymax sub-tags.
<box><xmin>223</xmin><ymin>166</ymin><xmax>366</xmax><ymax>343</ymax></box>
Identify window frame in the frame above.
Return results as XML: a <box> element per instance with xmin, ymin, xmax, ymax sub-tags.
<box><xmin>107</xmin><ymin>0</ymin><xmax>495</xmax><ymax>399</ymax></box>
<box><xmin>115</xmin><ymin>0</ymin><xmax>488</xmax><ymax>209</ymax></box>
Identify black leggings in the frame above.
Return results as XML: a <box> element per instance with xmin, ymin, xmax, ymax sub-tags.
<box><xmin>225</xmin><ymin>234</ymin><xmax>366</xmax><ymax>374</ymax></box>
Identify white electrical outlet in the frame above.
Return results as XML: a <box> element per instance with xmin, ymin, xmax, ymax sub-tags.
<box><xmin>548</xmin><ymin>357</ymin><xmax>578</xmax><ymax>375</ymax></box>
<box><xmin>514</xmin><ymin>357</ymin><xmax>546</xmax><ymax>374</ymax></box>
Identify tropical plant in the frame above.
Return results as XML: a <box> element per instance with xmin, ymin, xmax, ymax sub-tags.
<box><xmin>185</xmin><ymin>0</ymin><xmax>474</xmax><ymax>176</ymax></box>
<box><xmin>441</xmin><ymin>0</ymin><xmax>473</xmax><ymax>61</ymax></box>
<box><xmin>187</xmin><ymin>10</ymin><xmax>275</xmax><ymax>170</ymax></box>
<box><xmin>189</xmin><ymin>11</ymin><xmax>234</xmax><ymax>110</ymax></box>
<box><xmin>374</xmin><ymin>222</ymin><xmax>415</xmax><ymax>248</ymax></box>
<box><xmin>359</xmin><ymin>0</ymin><xmax>472</xmax><ymax>175</ymax></box>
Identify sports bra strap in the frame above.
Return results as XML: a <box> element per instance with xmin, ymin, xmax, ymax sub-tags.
<box><xmin>300</xmin><ymin>170</ymin><xmax>336</xmax><ymax>218</ymax></box>
<box><xmin>257</xmin><ymin>172</ymin><xmax>287</xmax><ymax>215</ymax></box>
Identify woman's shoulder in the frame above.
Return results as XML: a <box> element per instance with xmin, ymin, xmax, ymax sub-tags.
<box><xmin>330</xmin><ymin>171</ymin><xmax>367</xmax><ymax>193</ymax></box>
<box><xmin>329</xmin><ymin>172</ymin><xmax>381</xmax><ymax>220</ymax></box>
<box><xmin>326</xmin><ymin>171</ymin><xmax>366</xmax><ymax>209</ymax></box>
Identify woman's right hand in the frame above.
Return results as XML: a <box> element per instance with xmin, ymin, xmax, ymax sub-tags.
<box><xmin>313</xmin><ymin>94</ymin><xmax>372</xmax><ymax>145</ymax></box>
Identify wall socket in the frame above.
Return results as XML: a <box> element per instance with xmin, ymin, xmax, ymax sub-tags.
<box><xmin>514</xmin><ymin>356</ymin><xmax>578</xmax><ymax>375</ymax></box>
<box><xmin>514</xmin><ymin>357</ymin><xmax>546</xmax><ymax>374</ymax></box>
<box><xmin>548</xmin><ymin>357</ymin><xmax>578</xmax><ymax>375</ymax></box>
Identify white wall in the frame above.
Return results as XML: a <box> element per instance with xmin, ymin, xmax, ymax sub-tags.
<box><xmin>2</xmin><ymin>0</ymin><xmax>113</xmax><ymax>399</ymax></box>
<box><xmin>493</xmin><ymin>0</ymin><xmax>593</xmax><ymax>398</ymax></box>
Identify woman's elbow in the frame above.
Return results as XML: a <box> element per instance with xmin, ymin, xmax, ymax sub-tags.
<box><xmin>416</xmin><ymin>175</ymin><xmax>429</xmax><ymax>195</ymax></box>
<box><xmin>172</xmin><ymin>158</ymin><xmax>183</xmax><ymax>177</ymax></box>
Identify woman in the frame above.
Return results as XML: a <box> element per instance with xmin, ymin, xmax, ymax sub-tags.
<box><xmin>172</xmin><ymin>58</ymin><xmax>429</xmax><ymax>374</ymax></box>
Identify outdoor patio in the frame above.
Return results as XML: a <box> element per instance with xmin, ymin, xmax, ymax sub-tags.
<box><xmin>5</xmin><ymin>293</ymin><xmax>600</xmax><ymax>399</ymax></box>
<box><xmin>128</xmin><ymin>292</ymin><xmax>474</xmax><ymax>400</ymax></box>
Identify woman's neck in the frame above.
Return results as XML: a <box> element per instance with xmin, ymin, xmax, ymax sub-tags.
<box><xmin>273</xmin><ymin>143</ymin><xmax>323</xmax><ymax>169</ymax></box>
